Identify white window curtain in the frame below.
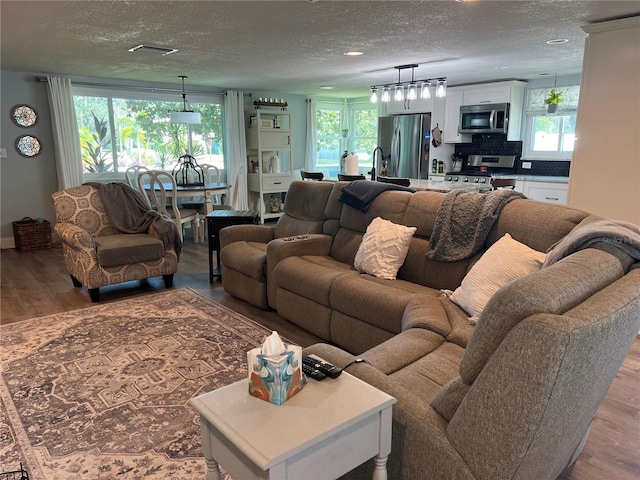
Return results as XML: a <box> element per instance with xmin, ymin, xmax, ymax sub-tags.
<box><xmin>526</xmin><ymin>85</ymin><xmax>581</xmax><ymax>115</ymax></box>
<box><xmin>304</xmin><ymin>98</ymin><xmax>317</xmax><ymax>171</ymax></box>
<box><xmin>223</xmin><ymin>91</ymin><xmax>249</xmax><ymax>209</ymax></box>
<box><xmin>47</xmin><ymin>76</ymin><xmax>83</xmax><ymax>189</ymax></box>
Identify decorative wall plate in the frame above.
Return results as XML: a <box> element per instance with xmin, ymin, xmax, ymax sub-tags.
<box><xmin>11</xmin><ymin>104</ymin><xmax>38</xmax><ymax>128</ymax></box>
<box><xmin>15</xmin><ymin>135</ymin><xmax>42</xmax><ymax>157</ymax></box>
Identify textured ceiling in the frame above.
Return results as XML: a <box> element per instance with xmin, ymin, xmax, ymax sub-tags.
<box><xmin>1</xmin><ymin>1</ymin><xmax>639</xmax><ymax>97</ymax></box>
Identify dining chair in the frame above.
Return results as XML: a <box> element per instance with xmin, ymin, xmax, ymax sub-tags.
<box><xmin>491</xmin><ymin>178</ymin><xmax>517</xmax><ymax>190</ymax></box>
<box><xmin>300</xmin><ymin>170</ymin><xmax>324</xmax><ymax>181</ymax></box>
<box><xmin>377</xmin><ymin>176</ymin><xmax>411</xmax><ymax>187</ymax></box>
<box><xmin>125</xmin><ymin>165</ymin><xmax>150</xmax><ymax>198</ymax></box>
<box><xmin>138</xmin><ymin>170</ymin><xmax>200</xmax><ymax>242</ymax></box>
<box><xmin>180</xmin><ymin>163</ymin><xmax>224</xmax><ymax>241</ymax></box>
<box><xmin>338</xmin><ymin>173</ymin><xmax>366</xmax><ymax>181</ymax></box>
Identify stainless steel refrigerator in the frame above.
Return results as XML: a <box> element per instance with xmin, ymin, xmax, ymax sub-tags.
<box><xmin>377</xmin><ymin>114</ymin><xmax>431</xmax><ymax>179</ymax></box>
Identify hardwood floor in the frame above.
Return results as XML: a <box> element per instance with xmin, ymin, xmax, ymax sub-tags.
<box><xmin>1</xmin><ymin>241</ymin><xmax>638</xmax><ymax>479</ymax></box>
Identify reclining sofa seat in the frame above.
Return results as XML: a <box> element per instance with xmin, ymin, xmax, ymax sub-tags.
<box><xmin>219</xmin><ymin>180</ymin><xmax>334</xmax><ymax>309</ymax></box>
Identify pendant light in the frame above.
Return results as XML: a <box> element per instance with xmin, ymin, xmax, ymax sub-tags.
<box><xmin>370</xmin><ymin>64</ymin><xmax>446</xmax><ymax>103</ymax></box>
<box><xmin>435</xmin><ymin>78</ymin><xmax>447</xmax><ymax>98</ymax></box>
<box><xmin>170</xmin><ymin>75</ymin><xmax>201</xmax><ymax>124</ymax></box>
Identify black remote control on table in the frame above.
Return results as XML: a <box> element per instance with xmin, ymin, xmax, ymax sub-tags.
<box><xmin>303</xmin><ymin>355</ymin><xmax>342</xmax><ymax>379</ymax></box>
<box><xmin>302</xmin><ymin>362</ymin><xmax>327</xmax><ymax>380</ymax></box>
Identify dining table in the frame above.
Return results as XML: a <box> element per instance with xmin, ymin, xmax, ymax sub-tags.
<box><xmin>143</xmin><ymin>181</ymin><xmax>230</xmax><ymax>215</ymax></box>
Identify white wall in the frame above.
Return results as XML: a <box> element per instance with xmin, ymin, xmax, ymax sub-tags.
<box><xmin>568</xmin><ymin>16</ymin><xmax>640</xmax><ymax>224</ymax></box>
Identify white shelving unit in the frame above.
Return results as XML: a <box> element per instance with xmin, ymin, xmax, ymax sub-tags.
<box><xmin>246</xmin><ymin>109</ymin><xmax>294</xmax><ymax>223</ymax></box>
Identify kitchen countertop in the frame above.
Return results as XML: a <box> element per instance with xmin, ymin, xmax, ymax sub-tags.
<box><xmin>491</xmin><ymin>175</ymin><xmax>570</xmax><ymax>183</ymax></box>
<box><xmin>409</xmin><ymin>179</ymin><xmax>491</xmax><ymax>193</ymax></box>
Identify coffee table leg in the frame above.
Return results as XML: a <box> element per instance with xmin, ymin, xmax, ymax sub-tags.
<box><xmin>204</xmin><ymin>457</ymin><xmax>222</xmax><ymax>480</ymax></box>
<box><xmin>372</xmin><ymin>455</ymin><xmax>388</xmax><ymax>480</ymax></box>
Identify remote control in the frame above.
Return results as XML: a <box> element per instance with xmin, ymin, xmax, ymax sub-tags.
<box><xmin>302</xmin><ymin>362</ymin><xmax>327</xmax><ymax>380</ymax></box>
<box><xmin>303</xmin><ymin>355</ymin><xmax>342</xmax><ymax>379</ymax></box>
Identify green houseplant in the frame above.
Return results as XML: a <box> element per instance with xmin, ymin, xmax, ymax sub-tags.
<box><xmin>544</xmin><ymin>88</ymin><xmax>564</xmax><ymax>113</ymax></box>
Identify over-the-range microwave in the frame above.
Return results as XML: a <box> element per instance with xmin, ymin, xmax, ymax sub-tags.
<box><xmin>459</xmin><ymin>103</ymin><xmax>510</xmax><ymax>135</ymax></box>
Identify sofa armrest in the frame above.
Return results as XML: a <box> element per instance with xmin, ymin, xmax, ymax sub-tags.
<box><xmin>54</xmin><ymin>222</ymin><xmax>96</xmax><ymax>253</ymax></box>
<box><xmin>219</xmin><ymin>224</ymin><xmax>275</xmax><ymax>249</ymax></box>
<box><xmin>265</xmin><ymin>234</ymin><xmax>333</xmax><ymax>308</ymax></box>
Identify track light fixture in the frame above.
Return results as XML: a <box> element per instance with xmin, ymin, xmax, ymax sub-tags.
<box><xmin>370</xmin><ymin>64</ymin><xmax>446</xmax><ymax>104</ymax></box>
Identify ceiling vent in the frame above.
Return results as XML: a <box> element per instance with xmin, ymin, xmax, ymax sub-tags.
<box><xmin>128</xmin><ymin>45</ymin><xmax>178</xmax><ymax>56</ymax></box>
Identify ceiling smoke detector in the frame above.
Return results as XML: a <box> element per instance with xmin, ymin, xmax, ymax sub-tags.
<box><xmin>128</xmin><ymin>45</ymin><xmax>178</xmax><ymax>56</ymax></box>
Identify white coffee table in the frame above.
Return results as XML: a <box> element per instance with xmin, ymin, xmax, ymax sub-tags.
<box><xmin>189</xmin><ymin>366</ymin><xmax>397</xmax><ymax>480</ymax></box>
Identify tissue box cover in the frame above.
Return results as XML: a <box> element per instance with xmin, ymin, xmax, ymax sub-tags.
<box><xmin>247</xmin><ymin>344</ymin><xmax>304</xmax><ymax>405</ymax></box>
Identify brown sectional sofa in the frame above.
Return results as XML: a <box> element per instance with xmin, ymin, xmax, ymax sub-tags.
<box><xmin>220</xmin><ymin>180</ymin><xmax>640</xmax><ymax>480</ymax></box>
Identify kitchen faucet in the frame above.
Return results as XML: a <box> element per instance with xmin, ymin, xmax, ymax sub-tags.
<box><xmin>371</xmin><ymin>147</ymin><xmax>384</xmax><ymax>181</ymax></box>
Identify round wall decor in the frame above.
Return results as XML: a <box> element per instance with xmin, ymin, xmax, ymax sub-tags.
<box><xmin>11</xmin><ymin>104</ymin><xmax>38</xmax><ymax>128</ymax></box>
<box><xmin>15</xmin><ymin>135</ymin><xmax>42</xmax><ymax>157</ymax></box>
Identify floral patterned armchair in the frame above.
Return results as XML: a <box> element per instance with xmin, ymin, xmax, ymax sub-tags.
<box><xmin>52</xmin><ymin>184</ymin><xmax>179</xmax><ymax>302</ymax></box>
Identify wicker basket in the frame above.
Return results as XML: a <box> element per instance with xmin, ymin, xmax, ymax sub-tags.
<box><xmin>12</xmin><ymin>217</ymin><xmax>52</xmax><ymax>252</ymax></box>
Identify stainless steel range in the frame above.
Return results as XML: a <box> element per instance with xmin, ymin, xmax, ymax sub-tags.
<box><xmin>444</xmin><ymin>154</ymin><xmax>516</xmax><ymax>188</ymax></box>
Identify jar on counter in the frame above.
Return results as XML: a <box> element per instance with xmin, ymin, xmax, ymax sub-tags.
<box><xmin>438</xmin><ymin>161</ymin><xmax>444</xmax><ymax>174</ymax></box>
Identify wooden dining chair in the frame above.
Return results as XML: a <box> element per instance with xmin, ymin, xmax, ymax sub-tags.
<box><xmin>300</xmin><ymin>170</ymin><xmax>324</xmax><ymax>181</ymax></box>
<box><xmin>138</xmin><ymin>170</ymin><xmax>200</xmax><ymax>242</ymax></box>
<box><xmin>491</xmin><ymin>178</ymin><xmax>517</xmax><ymax>190</ymax></box>
<box><xmin>125</xmin><ymin>165</ymin><xmax>150</xmax><ymax>196</ymax></box>
<box><xmin>377</xmin><ymin>176</ymin><xmax>411</xmax><ymax>187</ymax></box>
<box><xmin>338</xmin><ymin>173</ymin><xmax>366</xmax><ymax>181</ymax></box>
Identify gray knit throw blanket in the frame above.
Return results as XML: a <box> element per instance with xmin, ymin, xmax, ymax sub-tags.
<box><xmin>426</xmin><ymin>189</ymin><xmax>526</xmax><ymax>262</ymax></box>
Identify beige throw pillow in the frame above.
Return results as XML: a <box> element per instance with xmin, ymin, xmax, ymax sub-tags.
<box><xmin>354</xmin><ymin>217</ymin><xmax>417</xmax><ymax>280</ymax></box>
<box><xmin>447</xmin><ymin>233</ymin><xmax>546</xmax><ymax>324</ymax></box>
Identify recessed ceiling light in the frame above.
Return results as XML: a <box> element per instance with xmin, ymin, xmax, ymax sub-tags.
<box><xmin>128</xmin><ymin>44</ymin><xmax>178</xmax><ymax>55</ymax></box>
<box><xmin>546</xmin><ymin>38</ymin><xmax>569</xmax><ymax>45</ymax></box>
<box><xmin>344</xmin><ymin>51</ymin><xmax>363</xmax><ymax>56</ymax></box>
<box><xmin>319</xmin><ymin>86</ymin><xmax>334</xmax><ymax>90</ymax></box>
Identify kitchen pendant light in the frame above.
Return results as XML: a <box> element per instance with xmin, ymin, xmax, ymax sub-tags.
<box><xmin>381</xmin><ymin>86</ymin><xmax>391</xmax><ymax>103</ymax></box>
<box><xmin>370</xmin><ymin>87</ymin><xmax>378</xmax><ymax>103</ymax></box>
<box><xmin>407</xmin><ymin>82</ymin><xmax>418</xmax><ymax>100</ymax></box>
<box><xmin>420</xmin><ymin>81</ymin><xmax>431</xmax><ymax>99</ymax></box>
<box><xmin>394</xmin><ymin>84</ymin><xmax>405</xmax><ymax>102</ymax></box>
<box><xmin>370</xmin><ymin>64</ymin><xmax>445</xmax><ymax>103</ymax></box>
<box><xmin>435</xmin><ymin>78</ymin><xmax>447</xmax><ymax>98</ymax></box>
<box><xmin>170</xmin><ymin>75</ymin><xmax>201</xmax><ymax>124</ymax></box>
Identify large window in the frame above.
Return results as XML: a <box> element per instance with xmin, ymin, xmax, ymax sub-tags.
<box><xmin>73</xmin><ymin>86</ymin><xmax>224</xmax><ymax>179</ymax></box>
<box><xmin>523</xmin><ymin>85</ymin><xmax>579</xmax><ymax>160</ymax></box>
<box><xmin>314</xmin><ymin>101</ymin><xmax>377</xmax><ymax>178</ymax></box>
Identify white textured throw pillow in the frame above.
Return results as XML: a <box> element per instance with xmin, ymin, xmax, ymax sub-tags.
<box><xmin>447</xmin><ymin>233</ymin><xmax>546</xmax><ymax>324</ymax></box>
<box><xmin>354</xmin><ymin>217</ymin><xmax>417</xmax><ymax>280</ymax></box>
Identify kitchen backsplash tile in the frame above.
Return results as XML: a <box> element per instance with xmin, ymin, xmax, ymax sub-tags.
<box><xmin>455</xmin><ymin>133</ymin><xmax>523</xmax><ymax>158</ymax></box>
<box><xmin>515</xmin><ymin>160</ymin><xmax>571</xmax><ymax>176</ymax></box>
<box><xmin>455</xmin><ymin>133</ymin><xmax>570</xmax><ymax>177</ymax></box>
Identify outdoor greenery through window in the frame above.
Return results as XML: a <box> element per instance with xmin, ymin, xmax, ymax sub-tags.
<box><xmin>523</xmin><ymin>85</ymin><xmax>579</xmax><ymax>160</ymax></box>
<box><xmin>315</xmin><ymin>101</ymin><xmax>378</xmax><ymax>178</ymax></box>
<box><xmin>524</xmin><ymin>114</ymin><xmax>576</xmax><ymax>159</ymax></box>
<box><xmin>73</xmin><ymin>87</ymin><xmax>224</xmax><ymax>179</ymax></box>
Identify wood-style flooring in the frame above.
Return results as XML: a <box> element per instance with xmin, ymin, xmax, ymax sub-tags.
<box><xmin>1</xmin><ymin>240</ymin><xmax>638</xmax><ymax>480</ymax></box>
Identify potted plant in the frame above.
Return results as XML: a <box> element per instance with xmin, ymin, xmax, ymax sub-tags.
<box><xmin>544</xmin><ymin>76</ymin><xmax>564</xmax><ymax>114</ymax></box>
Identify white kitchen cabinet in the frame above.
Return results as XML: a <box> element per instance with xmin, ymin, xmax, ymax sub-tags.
<box><xmin>246</xmin><ymin>109</ymin><xmax>294</xmax><ymax>223</ymax></box>
<box><xmin>522</xmin><ymin>180</ymin><xmax>568</xmax><ymax>205</ymax></box>
<box><xmin>443</xmin><ymin>87</ymin><xmax>471</xmax><ymax>144</ymax></box>
<box><xmin>383</xmin><ymin>96</ymin><xmax>434</xmax><ymax>115</ymax></box>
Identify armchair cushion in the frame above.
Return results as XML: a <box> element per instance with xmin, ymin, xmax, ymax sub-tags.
<box><xmin>94</xmin><ymin>234</ymin><xmax>165</xmax><ymax>267</ymax></box>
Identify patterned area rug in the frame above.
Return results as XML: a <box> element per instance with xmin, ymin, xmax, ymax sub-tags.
<box><xmin>0</xmin><ymin>288</ymin><xmax>275</xmax><ymax>479</ymax></box>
